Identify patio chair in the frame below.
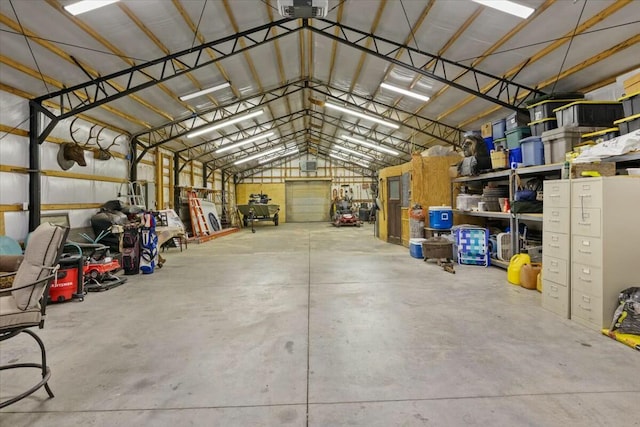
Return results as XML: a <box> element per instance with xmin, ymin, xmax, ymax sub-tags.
<box><xmin>0</xmin><ymin>223</ymin><xmax>69</xmax><ymax>408</ymax></box>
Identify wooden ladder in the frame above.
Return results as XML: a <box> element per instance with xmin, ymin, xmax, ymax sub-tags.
<box><xmin>187</xmin><ymin>191</ymin><xmax>211</xmax><ymax>237</ymax></box>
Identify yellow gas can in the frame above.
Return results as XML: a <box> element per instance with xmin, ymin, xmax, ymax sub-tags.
<box><xmin>507</xmin><ymin>253</ymin><xmax>531</xmax><ymax>285</ymax></box>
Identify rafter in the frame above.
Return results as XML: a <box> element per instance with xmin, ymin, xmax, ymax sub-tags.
<box><xmin>308</xmin><ymin>19</ymin><xmax>545</xmax><ymax>112</ymax></box>
<box><xmin>30</xmin><ymin>18</ymin><xmax>301</xmax><ymax>131</ymax></box>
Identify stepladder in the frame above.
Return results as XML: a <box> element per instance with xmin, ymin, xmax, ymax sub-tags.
<box><xmin>187</xmin><ymin>191</ymin><xmax>211</xmax><ymax>237</ymax></box>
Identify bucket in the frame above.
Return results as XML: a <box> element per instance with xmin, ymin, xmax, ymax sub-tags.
<box><xmin>428</xmin><ymin>206</ymin><xmax>453</xmax><ymax>229</ymax></box>
<box><xmin>409</xmin><ymin>238</ymin><xmax>427</xmax><ymax>259</ymax></box>
<box><xmin>507</xmin><ymin>253</ymin><xmax>531</xmax><ymax>285</ymax></box>
<box><xmin>520</xmin><ymin>263</ymin><xmax>542</xmax><ymax>290</ymax></box>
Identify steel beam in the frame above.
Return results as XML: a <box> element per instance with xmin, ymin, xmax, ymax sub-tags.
<box><xmin>308</xmin><ymin>19</ymin><xmax>545</xmax><ymax>112</ymax></box>
<box><xmin>28</xmin><ymin>102</ymin><xmax>41</xmax><ymax>231</ymax></box>
<box><xmin>31</xmin><ymin>18</ymin><xmax>301</xmax><ymax>129</ymax></box>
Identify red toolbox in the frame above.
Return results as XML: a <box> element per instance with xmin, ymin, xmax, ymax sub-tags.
<box><xmin>50</xmin><ymin>254</ymin><xmax>84</xmax><ymax>303</ymax></box>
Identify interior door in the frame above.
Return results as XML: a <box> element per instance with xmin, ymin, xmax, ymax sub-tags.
<box><xmin>387</xmin><ymin>177</ymin><xmax>401</xmax><ymax>245</ymax></box>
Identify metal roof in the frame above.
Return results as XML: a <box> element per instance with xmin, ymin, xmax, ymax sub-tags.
<box><xmin>1</xmin><ymin>0</ymin><xmax>638</xmax><ymax>176</ymax></box>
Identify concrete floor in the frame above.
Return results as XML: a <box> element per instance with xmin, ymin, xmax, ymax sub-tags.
<box><xmin>1</xmin><ymin>222</ymin><xmax>638</xmax><ymax>426</ymax></box>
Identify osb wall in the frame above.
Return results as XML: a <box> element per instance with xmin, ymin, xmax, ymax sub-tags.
<box><xmin>378</xmin><ymin>163</ymin><xmax>412</xmax><ymax>243</ymax></box>
<box><xmin>235</xmin><ymin>183</ymin><xmax>287</xmax><ymax>223</ymax></box>
<box><xmin>410</xmin><ymin>154</ymin><xmax>461</xmax><ymax>210</ymax></box>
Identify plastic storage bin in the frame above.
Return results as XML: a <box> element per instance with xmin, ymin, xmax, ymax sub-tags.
<box><xmin>456</xmin><ymin>227</ymin><xmax>489</xmax><ymax>266</ymax></box>
<box><xmin>429</xmin><ymin>206</ymin><xmax>453</xmax><ymax>229</ymax></box>
<box><xmin>509</xmin><ymin>147</ymin><xmax>522</xmax><ymax>166</ymax></box>
<box><xmin>493</xmin><ymin>137</ymin><xmax>506</xmax><ymax>150</ymax></box>
<box><xmin>619</xmin><ymin>92</ymin><xmax>640</xmax><ymax>117</ymax></box>
<box><xmin>505</xmin><ymin>111</ymin><xmax>530</xmax><ymax>131</ymax></box>
<box><xmin>456</xmin><ymin>194</ymin><xmax>482</xmax><ymax>211</ymax></box>
<box><xmin>540</xmin><ymin>127</ymin><xmax>585</xmax><ymax>164</ymax></box>
<box><xmin>483</xmin><ymin>136</ymin><xmax>494</xmax><ymax>152</ymax></box>
<box><xmin>492</xmin><ymin>119</ymin><xmax>507</xmax><ymax>139</ymax></box>
<box><xmin>553</xmin><ymin>101</ymin><xmax>624</xmax><ymax>128</ymax></box>
<box><xmin>614</xmin><ymin>114</ymin><xmax>640</xmax><ymax>135</ymax></box>
<box><xmin>409</xmin><ymin>238</ymin><xmax>427</xmax><ymax>259</ymax></box>
<box><xmin>528</xmin><ymin>117</ymin><xmax>557</xmax><ymax>136</ymax></box>
<box><xmin>526</xmin><ymin>97</ymin><xmax>583</xmax><ymax>122</ymax></box>
<box><xmin>520</xmin><ymin>136</ymin><xmax>544</xmax><ymax>166</ymax></box>
<box><xmin>505</xmin><ymin>126</ymin><xmax>531</xmax><ymax>149</ymax></box>
<box><xmin>581</xmin><ymin>127</ymin><xmax>619</xmax><ymax>142</ymax></box>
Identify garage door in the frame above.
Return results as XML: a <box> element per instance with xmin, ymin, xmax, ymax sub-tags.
<box><xmin>285</xmin><ymin>181</ymin><xmax>331</xmax><ymax>222</ymax></box>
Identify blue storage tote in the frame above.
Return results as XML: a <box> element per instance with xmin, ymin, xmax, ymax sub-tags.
<box><xmin>456</xmin><ymin>227</ymin><xmax>489</xmax><ymax>266</ymax></box>
<box><xmin>483</xmin><ymin>136</ymin><xmax>495</xmax><ymax>152</ymax></box>
<box><xmin>492</xmin><ymin>119</ymin><xmax>506</xmax><ymax>139</ymax></box>
<box><xmin>509</xmin><ymin>147</ymin><xmax>522</xmax><ymax>166</ymax></box>
<box><xmin>409</xmin><ymin>238</ymin><xmax>427</xmax><ymax>259</ymax></box>
<box><xmin>520</xmin><ymin>136</ymin><xmax>544</xmax><ymax>166</ymax></box>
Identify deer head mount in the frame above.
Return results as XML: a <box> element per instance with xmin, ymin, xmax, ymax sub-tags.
<box><xmin>94</xmin><ymin>134</ymin><xmax>122</xmax><ymax>161</ymax></box>
<box><xmin>58</xmin><ymin>118</ymin><xmax>118</xmax><ymax>169</ymax></box>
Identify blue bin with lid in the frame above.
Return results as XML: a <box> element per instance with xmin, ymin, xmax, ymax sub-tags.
<box><xmin>520</xmin><ymin>136</ymin><xmax>545</xmax><ymax>166</ymax></box>
<box><xmin>509</xmin><ymin>147</ymin><xmax>522</xmax><ymax>167</ymax></box>
<box><xmin>429</xmin><ymin>206</ymin><xmax>453</xmax><ymax>229</ymax></box>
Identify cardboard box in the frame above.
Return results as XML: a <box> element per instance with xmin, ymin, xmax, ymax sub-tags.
<box><xmin>481</xmin><ymin>122</ymin><xmax>492</xmax><ymax>138</ymax></box>
<box><xmin>570</xmin><ymin>162</ymin><xmax>615</xmax><ymax>179</ymax></box>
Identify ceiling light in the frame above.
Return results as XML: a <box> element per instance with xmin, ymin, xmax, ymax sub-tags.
<box><xmin>258</xmin><ymin>148</ymin><xmax>299</xmax><ymax>164</ymax></box>
<box><xmin>342</xmin><ymin>135</ymin><xmax>399</xmax><ymax>156</ymax></box>
<box><xmin>234</xmin><ymin>147</ymin><xmax>283</xmax><ymax>165</ymax></box>
<box><xmin>64</xmin><ymin>0</ymin><xmax>119</xmax><ymax>15</ymax></box>
<box><xmin>471</xmin><ymin>0</ymin><xmax>534</xmax><ymax>19</ymax></box>
<box><xmin>380</xmin><ymin>82</ymin><xmax>430</xmax><ymax>103</ymax></box>
<box><xmin>215</xmin><ymin>132</ymin><xmax>275</xmax><ymax>154</ymax></box>
<box><xmin>187</xmin><ymin>110</ymin><xmax>264</xmax><ymax>139</ymax></box>
<box><xmin>179</xmin><ymin>82</ymin><xmax>231</xmax><ymax>101</ymax></box>
<box><xmin>332</xmin><ymin>144</ymin><xmax>374</xmax><ymax>160</ymax></box>
<box><xmin>329</xmin><ymin>153</ymin><xmax>370</xmax><ymax>168</ymax></box>
<box><xmin>324</xmin><ymin>102</ymin><xmax>399</xmax><ymax>129</ymax></box>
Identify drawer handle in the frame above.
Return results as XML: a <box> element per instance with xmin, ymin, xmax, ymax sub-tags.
<box><xmin>549</xmin><ymin>194</ymin><xmax>560</xmax><ymax>198</ymax></box>
<box><xmin>578</xmin><ymin>276</ymin><xmax>592</xmax><ymax>283</ymax></box>
<box><xmin>578</xmin><ymin>249</ymin><xmax>592</xmax><ymax>254</ymax></box>
<box><xmin>578</xmin><ymin>221</ymin><xmax>591</xmax><ymax>226</ymax></box>
<box><xmin>549</xmin><ymin>294</ymin><xmax>559</xmax><ymax>299</ymax></box>
<box><xmin>549</xmin><ymin>269</ymin><xmax>559</xmax><ymax>273</ymax></box>
<box><xmin>549</xmin><ymin>219</ymin><xmax>560</xmax><ymax>223</ymax></box>
<box><xmin>578</xmin><ymin>304</ymin><xmax>592</xmax><ymax>312</ymax></box>
<box><xmin>549</xmin><ymin>244</ymin><xmax>560</xmax><ymax>249</ymax></box>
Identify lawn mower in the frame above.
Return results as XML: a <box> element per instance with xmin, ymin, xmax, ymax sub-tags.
<box><xmin>332</xmin><ymin>199</ymin><xmax>361</xmax><ymax>227</ymax></box>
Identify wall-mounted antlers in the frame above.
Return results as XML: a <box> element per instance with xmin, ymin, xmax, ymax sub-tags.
<box><xmin>94</xmin><ymin>134</ymin><xmax>122</xmax><ymax>161</ymax></box>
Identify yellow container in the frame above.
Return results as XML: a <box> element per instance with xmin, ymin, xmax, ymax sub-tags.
<box><xmin>537</xmin><ymin>271</ymin><xmax>542</xmax><ymax>292</ymax></box>
<box><xmin>520</xmin><ymin>263</ymin><xmax>542</xmax><ymax>290</ymax></box>
<box><xmin>507</xmin><ymin>253</ymin><xmax>531</xmax><ymax>285</ymax></box>
<box><xmin>490</xmin><ymin>150</ymin><xmax>508</xmax><ymax>169</ymax></box>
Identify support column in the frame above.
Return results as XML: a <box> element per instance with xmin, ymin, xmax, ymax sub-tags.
<box><xmin>129</xmin><ymin>137</ymin><xmax>138</xmax><ymax>181</ymax></box>
<box><xmin>28</xmin><ymin>103</ymin><xmax>42</xmax><ymax>231</ymax></box>
<box><xmin>173</xmin><ymin>153</ymin><xmax>180</xmax><ymax>212</ymax></box>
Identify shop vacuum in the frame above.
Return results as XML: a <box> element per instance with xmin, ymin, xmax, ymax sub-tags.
<box><xmin>49</xmin><ymin>253</ymin><xmax>85</xmax><ymax>303</ymax></box>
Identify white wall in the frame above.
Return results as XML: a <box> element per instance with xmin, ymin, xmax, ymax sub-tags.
<box><xmin>0</xmin><ymin>90</ymin><xmax>148</xmax><ymax>241</ymax></box>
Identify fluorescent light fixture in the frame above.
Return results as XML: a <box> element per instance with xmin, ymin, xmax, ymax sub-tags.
<box><xmin>329</xmin><ymin>153</ymin><xmax>370</xmax><ymax>168</ymax></box>
<box><xmin>215</xmin><ymin>132</ymin><xmax>275</xmax><ymax>154</ymax></box>
<box><xmin>324</xmin><ymin>102</ymin><xmax>399</xmax><ymax>129</ymax></box>
<box><xmin>258</xmin><ymin>148</ymin><xmax>299</xmax><ymax>164</ymax></box>
<box><xmin>179</xmin><ymin>82</ymin><xmax>231</xmax><ymax>101</ymax></box>
<box><xmin>187</xmin><ymin>110</ymin><xmax>264</xmax><ymax>139</ymax></box>
<box><xmin>380</xmin><ymin>82</ymin><xmax>430</xmax><ymax>103</ymax></box>
<box><xmin>64</xmin><ymin>0</ymin><xmax>119</xmax><ymax>15</ymax></box>
<box><xmin>234</xmin><ymin>147</ymin><xmax>282</xmax><ymax>165</ymax></box>
<box><xmin>342</xmin><ymin>135</ymin><xmax>399</xmax><ymax>156</ymax></box>
<box><xmin>332</xmin><ymin>144</ymin><xmax>374</xmax><ymax>160</ymax></box>
<box><xmin>471</xmin><ymin>0</ymin><xmax>534</xmax><ymax>19</ymax></box>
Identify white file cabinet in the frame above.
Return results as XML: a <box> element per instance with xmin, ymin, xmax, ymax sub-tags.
<box><xmin>542</xmin><ymin>180</ymin><xmax>571</xmax><ymax>318</ymax></box>
<box><xmin>569</xmin><ymin>177</ymin><xmax>640</xmax><ymax>331</ymax></box>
